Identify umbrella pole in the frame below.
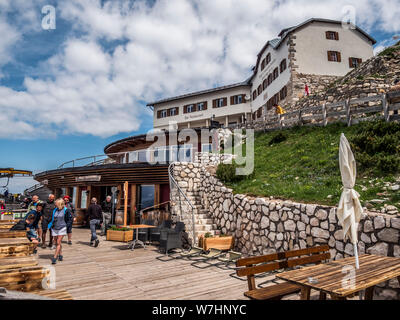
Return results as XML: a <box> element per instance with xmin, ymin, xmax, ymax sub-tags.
<box><xmin>354</xmin><ymin>243</ymin><xmax>360</xmax><ymax>269</ymax></box>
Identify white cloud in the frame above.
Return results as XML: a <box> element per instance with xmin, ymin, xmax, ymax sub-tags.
<box><xmin>0</xmin><ymin>0</ymin><xmax>399</xmax><ymax>139</ymax></box>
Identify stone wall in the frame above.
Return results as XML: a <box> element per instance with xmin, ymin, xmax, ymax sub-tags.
<box><xmin>171</xmin><ymin>158</ymin><xmax>400</xmax><ymax>299</ymax></box>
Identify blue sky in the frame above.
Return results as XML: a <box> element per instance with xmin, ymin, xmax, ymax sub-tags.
<box><xmin>0</xmin><ymin>0</ymin><xmax>399</xmax><ymax>193</ymax></box>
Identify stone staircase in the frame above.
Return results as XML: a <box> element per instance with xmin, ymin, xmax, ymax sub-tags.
<box><xmin>174</xmin><ymin>192</ymin><xmax>220</xmax><ymax>241</ymax></box>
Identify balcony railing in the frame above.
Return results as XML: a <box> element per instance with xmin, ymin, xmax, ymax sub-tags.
<box><xmin>57</xmin><ymin>146</ymin><xmax>198</xmax><ymax>169</ymax></box>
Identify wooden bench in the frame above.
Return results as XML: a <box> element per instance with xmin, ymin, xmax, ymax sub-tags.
<box><xmin>0</xmin><ymin>223</ymin><xmax>15</xmax><ymax>230</ymax></box>
<box><xmin>0</xmin><ymin>266</ymin><xmax>50</xmax><ymax>292</ymax></box>
<box><xmin>0</xmin><ymin>238</ymin><xmax>34</xmax><ymax>258</ymax></box>
<box><xmin>236</xmin><ymin>245</ymin><xmax>331</xmax><ymax>300</ymax></box>
<box><xmin>0</xmin><ymin>230</ymin><xmax>26</xmax><ymax>239</ymax></box>
<box><xmin>0</xmin><ymin>256</ymin><xmax>38</xmax><ymax>270</ymax></box>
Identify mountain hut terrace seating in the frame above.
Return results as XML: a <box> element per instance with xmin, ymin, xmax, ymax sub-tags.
<box><xmin>235</xmin><ymin>245</ymin><xmax>331</xmax><ymax>300</ymax></box>
<box><xmin>159</xmin><ymin>222</ymin><xmax>186</xmax><ymax>254</ymax></box>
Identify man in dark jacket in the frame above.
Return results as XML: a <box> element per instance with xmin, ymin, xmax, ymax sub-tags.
<box><xmin>100</xmin><ymin>196</ymin><xmax>112</xmax><ymax>236</ymax></box>
<box><xmin>41</xmin><ymin>194</ymin><xmax>55</xmax><ymax>248</ymax></box>
<box><xmin>88</xmin><ymin>197</ymin><xmax>102</xmax><ymax>247</ymax></box>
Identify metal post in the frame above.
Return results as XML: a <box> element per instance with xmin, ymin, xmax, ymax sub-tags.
<box><xmin>322</xmin><ymin>103</ymin><xmax>327</xmax><ymax>127</ymax></box>
<box><xmin>345</xmin><ymin>99</ymin><xmax>351</xmax><ymax>127</ymax></box>
<box><xmin>382</xmin><ymin>94</ymin><xmax>389</xmax><ymax>122</ymax></box>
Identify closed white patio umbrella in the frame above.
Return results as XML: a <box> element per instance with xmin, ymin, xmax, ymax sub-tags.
<box><xmin>337</xmin><ymin>133</ymin><xmax>363</xmax><ymax>269</ymax></box>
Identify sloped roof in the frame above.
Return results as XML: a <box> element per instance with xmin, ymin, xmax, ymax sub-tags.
<box><xmin>146</xmin><ymin>81</ymin><xmax>251</xmax><ymax>106</ymax></box>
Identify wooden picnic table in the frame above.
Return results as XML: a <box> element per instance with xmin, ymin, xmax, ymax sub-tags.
<box><xmin>276</xmin><ymin>254</ymin><xmax>400</xmax><ymax>300</ymax></box>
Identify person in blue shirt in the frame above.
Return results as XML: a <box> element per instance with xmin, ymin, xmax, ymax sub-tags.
<box><xmin>47</xmin><ymin>198</ymin><xmax>73</xmax><ymax>265</ymax></box>
<box><xmin>24</xmin><ymin>203</ymin><xmax>44</xmax><ymax>242</ymax></box>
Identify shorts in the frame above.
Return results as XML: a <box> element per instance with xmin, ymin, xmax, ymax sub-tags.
<box><xmin>42</xmin><ymin>219</ymin><xmax>50</xmax><ymax>231</ymax></box>
<box><xmin>51</xmin><ymin>227</ymin><xmax>67</xmax><ymax>237</ymax></box>
<box><xmin>27</xmin><ymin>229</ymin><xmax>39</xmax><ymax>242</ymax></box>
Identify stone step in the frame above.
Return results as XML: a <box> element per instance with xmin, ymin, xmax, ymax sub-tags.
<box><xmin>195</xmin><ymin>224</ymin><xmax>214</xmax><ymax>231</ymax></box>
<box><xmin>195</xmin><ymin>218</ymin><xmax>213</xmax><ymax>225</ymax></box>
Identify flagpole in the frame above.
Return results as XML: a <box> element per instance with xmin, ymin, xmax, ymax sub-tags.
<box><xmin>353</xmin><ymin>243</ymin><xmax>360</xmax><ymax>269</ymax></box>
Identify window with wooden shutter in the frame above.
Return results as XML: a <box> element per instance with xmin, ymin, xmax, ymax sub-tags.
<box><xmin>230</xmin><ymin>96</ymin><xmax>234</xmax><ymax>105</ymax></box>
<box><xmin>166</xmin><ymin>109</ymin><xmax>170</xmax><ymax>117</ymax></box>
<box><xmin>252</xmin><ymin>90</ymin><xmax>257</xmax><ymax>100</ymax></box>
<box><xmin>204</xmin><ymin>101</ymin><xmax>208</xmax><ymax>110</ymax></box>
<box><xmin>280</xmin><ymin>59</ymin><xmax>287</xmax><ymax>73</ymax></box>
<box><xmin>328</xmin><ymin>51</ymin><xmax>341</xmax><ymax>62</ymax></box>
<box><xmin>175</xmin><ymin>107</ymin><xmax>179</xmax><ymax>115</ymax></box>
<box><xmin>183</xmin><ymin>105</ymin><xmax>188</xmax><ymax>113</ymax></box>
<box><xmin>258</xmin><ymin>85</ymin><xmax>262</xmax><ymax>95</ymax></box>
<box><xmin>267</xmin><ymin>74</ymin><xmax>272</xmax><ymax>86</ymax></box>
<box><xmin>349</xmin><ymin>57</ymin><xmax>363</xmax><ymax>68</ymax></box>
<box><xmin>273</xmin><ymin>68</ymin><xmax>279</xmax><ymax>80</ymax></box>
<box><xmin>326</xmin><ymin>31</ymin><xmax>339</xmax><ymax>40</ymax></box>
<box><xmin>212</xmin><ymin>99</ymin><xmax>217</xmax><ymax>108</ymax></box>
<box><xmin>263</xmin><ymin>79</ymin><xmax>268</xmax><ymax>90</ymax></box>
<box><xmin>266</xmin><ymin>53</ymin><xmax>271</xmax><ymax>65</ymax></box>
<box><xmin>261</xmin><ymin>59</ymin><xmax>266</xmax><ymax>71</ymax></box>
<box><xmin>157</xmin><ymin>110</ymin><xmax>161</xmax><ymax>118</ymax></box>
<box><xmin>223</xmin><ymin>98</ymin><xmax>227</xmax><ymax>107</ymax></box>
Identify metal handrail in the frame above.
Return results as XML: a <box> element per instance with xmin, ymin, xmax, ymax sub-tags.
<box><xmin>168</xmin><ymin>163</ymin><xmax>196</xmax><ymax>243</ymax></box>
<box><xmin>57</xmin><ymin>147</ymin><xmax>198</xmax><ymax>169</ymax></box>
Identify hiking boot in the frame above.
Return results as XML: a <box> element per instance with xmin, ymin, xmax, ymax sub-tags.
<box><xmin>58</xmin><ymin>255</ymin><xmax>63</xmax><ymax>261</ymax></box>
<box><xmin>51</xmin><ymin>257</ymin><xmax>57</xmax><ymax>265</ymax></box>
<box><xmin>41</xmin><ymin>244</ymin><xmax>47</xmax><ymax>249</ymax></box>
<box><xmin>51</xmin><ymin>245</ymin><xmax>56</xmax><ymax>250</ymax></box>
<box><xmin>94</xmin><ymin>239</ymin><xmax>100</xmax><ymax>248</ymax></box>
<box><xmin>68</xmin><ymin>241</ymin><xmax>72</xmax><ymax>245</ymax></box>
<box><xmin>33</xmin><ymin>249</ymin><xmax>38</xmax><ymax>254</ymax></box>
<box><xmin>90</xmin><ymin>241</ymin><xmax>94</xmax><ymax>246</ymax></box>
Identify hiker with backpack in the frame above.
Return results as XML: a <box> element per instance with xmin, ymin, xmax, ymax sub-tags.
<box><xmin>10</xmin><ymin>213</ymin><xmax>40</xmax><ymax>253</ymax></box>
<box><xmin>47</xmin><ymin>198</ymin><xmax>73</xmax><ymax>264</ymax></box>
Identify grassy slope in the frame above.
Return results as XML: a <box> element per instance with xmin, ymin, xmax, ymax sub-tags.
<box><xmin>226</xmin><ymin>122</ymin><xmax>399</xmax><ymax>209</ymax></box>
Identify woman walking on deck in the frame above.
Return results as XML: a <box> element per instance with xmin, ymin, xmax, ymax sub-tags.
<box><xmin>48</xmin><ymin>198</ymin><xmax>73</xmax><ymax>264</ymax></box>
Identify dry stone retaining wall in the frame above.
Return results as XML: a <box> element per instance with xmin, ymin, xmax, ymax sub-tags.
<box><xmin>170</xmin><ymin>156</ymin><xmax>400</xmax><ymax>299</ymax></box>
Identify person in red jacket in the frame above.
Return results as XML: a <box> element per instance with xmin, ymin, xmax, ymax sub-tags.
<box><xmin>0</xmin><ymin>199</ymin><xmax>6</xmax><ymax>210</ymax></box>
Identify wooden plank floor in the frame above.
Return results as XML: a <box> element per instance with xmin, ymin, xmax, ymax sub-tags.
<box><xmin>35</xmin><ymin>228</ymin><xmax>249</xmax><ymax>300</ymax></box>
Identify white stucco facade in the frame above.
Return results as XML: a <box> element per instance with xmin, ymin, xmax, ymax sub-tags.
<box><xmin>152</xmin><ymin>85</ymin><xmax>251</xmax><ymax>130</ymax></box>
<box><xmin>293</xmin><ymin>21</ymin><xmax>374</xmax><ymax>76</ymax></box>
<box><xmin>148</xmin><ymin>18</ymin><xmax>376</xmax><ymax>128</ymax></box>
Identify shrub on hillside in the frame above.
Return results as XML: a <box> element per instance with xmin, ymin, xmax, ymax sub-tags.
<box><xmin>216</xmin><ymin>163</ymin><xmax>250</xmax><ymax>183</ymax></box>
<box><xmin>350</xmin><ymin>120</ymin><xmax>400</xmax><ymax>174</ymax></box>
<box><xmin>269</xmin><ymin>132</ymin><xmax>287</xmax><ymax>145</ymax></box>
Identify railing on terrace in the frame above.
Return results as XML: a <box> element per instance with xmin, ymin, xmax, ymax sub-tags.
<box><xmin>57</xmin><ymin>147</ymin><xmax>197</xmax><ymax>169</ymax></box>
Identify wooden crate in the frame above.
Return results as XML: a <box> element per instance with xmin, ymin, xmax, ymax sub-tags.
<box><xmin>203</xmin><ymin>236</ymin><xmax>234</xmax><ymax>251</ymax></box>
<box><xmin>0</xmin><ymin>266</ymin><xmax>50</xmax><ymax>292</ymax></box>
<box><xmin>106</xmin><ymin>229</ymin><xmax>133</xmax><ymax>242</ymax></box>
<box><xmin>0</xmin><ymin>230</ymin><xmax>26</xmax><ymax>238</ymax></box>
<box><xmin>0</xmin><ymin>238</ymin><xmax>34</xmax><ymax>258</ymax></box>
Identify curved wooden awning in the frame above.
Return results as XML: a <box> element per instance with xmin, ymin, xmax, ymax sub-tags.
<box><xmin>34</xmin><ymin>163</ymin><xmax>169</xmax><ymax>189</ymax></box>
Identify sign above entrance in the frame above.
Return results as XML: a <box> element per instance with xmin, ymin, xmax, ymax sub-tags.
<box><xmin>75</xmin><ymin>175</ymin><xmax>101</xmax><ymax>182</ymax></box>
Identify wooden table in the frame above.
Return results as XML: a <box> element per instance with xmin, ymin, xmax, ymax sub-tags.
<box><xmin>276</xmin><ymin>254</ymin><xmax>400</xmax><ymax>300</ymax></box>
<box><xmin>125</xmin><ymin>225</ymin><xmax>156</xmax><ymax>251</ymax></box>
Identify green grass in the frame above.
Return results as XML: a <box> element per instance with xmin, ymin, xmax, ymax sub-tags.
<box><xmin>223</xmin><ymin>122</ymin><xmax>400</xmax><ymax>209</ymax></box>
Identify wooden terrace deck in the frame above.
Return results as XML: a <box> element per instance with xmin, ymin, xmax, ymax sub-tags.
<box><xmin>36</xmin><ymin>228</ymin><xmax>250</xmax><ymax>300</ymax></box>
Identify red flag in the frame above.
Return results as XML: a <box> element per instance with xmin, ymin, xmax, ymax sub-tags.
<box><xmin>305</xmin><ymin>84</ymin><xmax>310</xmax><ymax>96</ymax></box>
